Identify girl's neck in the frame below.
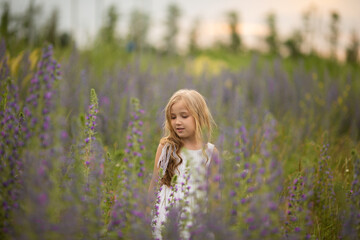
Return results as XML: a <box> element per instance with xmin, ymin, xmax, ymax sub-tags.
<box><xmin>182</xmin><ymin>138</ymin><xmax>203</xmax><ymax>150</ymax></box>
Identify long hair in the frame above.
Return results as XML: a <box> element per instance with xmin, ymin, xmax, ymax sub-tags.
<box><xmin>160</xmin><ymin>89</ymin><xmax>215</xmax><ymax>187</ymax></box>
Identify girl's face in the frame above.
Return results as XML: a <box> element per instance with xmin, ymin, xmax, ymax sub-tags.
<box><xmin>170</xmin><ymin>100</ymin><xmax>196</xmax><ymax>141</ymax></box>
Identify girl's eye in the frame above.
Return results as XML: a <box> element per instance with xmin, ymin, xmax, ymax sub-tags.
<box><xmin>182</xmin><ymin>116</ymin><xmax>188</xmax><ymax>118</ymax></box>
<box><xmin>171</xmin><ymin>116</ymin><xmax>176</xmax><ymax>119</ymax></box>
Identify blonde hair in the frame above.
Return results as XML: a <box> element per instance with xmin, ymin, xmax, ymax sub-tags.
<box><xmin>160</xmin><ymin>89</ymin><xmax>215</xmax><ymax>187</ymax></box>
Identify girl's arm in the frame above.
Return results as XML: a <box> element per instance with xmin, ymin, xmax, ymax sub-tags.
<box><xmin>147</xmin><ymin>143</ymin><xmax>164</xmax><ymax>204</ymax></box>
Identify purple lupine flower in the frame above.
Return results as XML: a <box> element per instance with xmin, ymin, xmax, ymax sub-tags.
<box><xmin>240</xmin><ymin>169</ymin><xmax>248</xmax><ymax>179</ymax></box>
<box><xmin>121</xmin><ymin>98</ymin><xmax>146</xmax><ymax>181</ymax></box>
<box><xmin>38</xmin><ymin>193</ymin><xmax>48</xmax><ymax>206</ymax></box>
<box><xmin>213</xmin><ymin>175</ymin><xmax>221</xmax><ymax>182</ymax></box>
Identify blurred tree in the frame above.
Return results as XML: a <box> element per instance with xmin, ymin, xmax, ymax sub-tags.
<box><xmin>264</xmin><ymin>12</ymin><xmax>280</xmax><ymax>56</ymax></box>
<box><xmin>21</xmin><ymin>0</ymin><xmax>42</xmax><ymax>46</ymax></box>
<box><xmin>59</xmin><ymin>32</ymin><xmax>72</xmax><ymax>48</ymax></box>
<box><xmin>328</xmin><ymin>11</ymin><xmax>340</xmax><ymax>60</ymax></box>
<box><xmin>345</xmin><ymin>30</ymin><xmax>359</xmax><ymax>64</ymax></box>
<box><xmin>301</xmin><ymin>5</ymin><xmax>317</xmax><ymax>55</ymax></box>
<box><xmin>42</xmin><ymin>9</ymin><xmax>59</xmax><ymax>46</ymax></box>
<box><xmin>99</xmin><ymin>5</ymin><xmax>119</xmax><ymax>43</ymax></box>
<box><xmin>226</xmin><ymin>11</ymin><xmax>241</xmax><ymax>53</ymax></box>
<box><xmin>127</xmin><ymin>8</ymin><xmax>150</xmax><ymax>52</ymax></box>
<box><xmin>284</xmin><ymin>30</ymin><xmax>303</xmax><ymax>58</ymax></box>
<box><xmin>0</xmin><ymin>2</ymin><xmax>10</xmax><ymax>41</ymax></box>
<box><xmin>188</xmin><ymin>18</ymin><xmax>200</xmax><ymax>54</ymax></box>
<box><xmin>163</xmin><ymin>3</ymin><xmax>181</xmax><ymax>54</ymax></box>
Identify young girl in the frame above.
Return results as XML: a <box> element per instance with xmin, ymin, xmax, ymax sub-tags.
<box><xmin>148</xmin><ymin>89</ymin><xmax>218</xmax><ymax>240</ymax></box>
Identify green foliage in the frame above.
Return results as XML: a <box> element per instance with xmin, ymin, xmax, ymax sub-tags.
<box><xmin>127</xmin><ymin>9</ymin><xmax>150</xmax><ymax>52</ymax></box>
<box><xmin>163</xmin><ymin>3</ymin><xmax>181</xmax><ymax>54</ymax></box>
<box><xmin>99</xmin><ymin>5</ymin><xmax>119</xmax><ymax>44</ymax></box>
<box><xmin>329</xmin><ymin>11</ymin><xmax>341</xmax><ymax>60</ymax></box>
<box><xmin>1</xmin><ymin>35</ymin><xmax>360</xmax><ymax>239</ymax></box>
<box><xmin>345</xmin><ymin>30</ymin><xmax>359</xmax><ymax>64</ymax></box>
<box><xmin>188</xmin><ymin>18</ymin><xmax>201</xmax><ymax>54</ymax></box>
<box><xmin>284</xmin><ymin>30</ymin><xmax>303</xmax><ymax>58</ymax></box>
<box><xmin>264</xmin><ymin>12</ymin><xmax>280</xmax><ymax>56</ymax></box>
<box><xmin>226</xmin><ymin>11</ymin><xmax>242</xmax><ymax>52</ymax></box>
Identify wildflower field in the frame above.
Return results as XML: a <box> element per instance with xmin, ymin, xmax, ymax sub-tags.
<box><xmin>1</xmin><ymin>41</ymin><xmax>360</xmax><ymax>240</ymax></box>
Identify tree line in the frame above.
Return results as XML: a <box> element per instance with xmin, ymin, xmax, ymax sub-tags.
<box><xmin>0</xmin><ymin>1</ymin><xmax>359</xmax><ymax>63</ymax></box>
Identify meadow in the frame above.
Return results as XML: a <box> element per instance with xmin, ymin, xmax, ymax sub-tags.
<box><xmin>1</xmin><ymin>40</ymin><xmax>360</xmax><ymax>240</ymax></box>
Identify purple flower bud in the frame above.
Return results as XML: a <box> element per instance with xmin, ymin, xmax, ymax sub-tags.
<box><xmin>245</xmin><ymin>217</ymin><xmax>254</xmax><ymax>223</ymax></box>
<box><xmin>244</xmin><ymin>162</ymin><xmax>250</xmax><ymax>169</ymax></box>
<box><xmin>38</xmin><ymin>166</ymin><xmax>45</xmax><ymax>176</ymax></box>
<box><xmin>240</xmin><ymin>169</ymin><xmax>248</xmax><ymax>179</ymax></box>
<box><xmin>268</xmin><ymin>202</ymin><xmax>277</xmax><ymax>211</ymax></box>
<box><xmin>100</xmin><ymin>96</ymin><xmax>110</xmax><ymax>105</ymax></box>
<box><xmin>42</xmin><ymin>108</ymin><xmax>49</xmax><ymax>115</ymax></box>
<box><xmin>213</xmin><ymin>175</ymin><xmax>221</xmax><ymax>182</ymax></box>
<box><xmin>38</xmin><ymin>193</ymin><xmax>48</xmax><ymax>205</ymax></box>
<box><xmin>44</xmin><ymin>91</ymin><xmax>52</xmax><ymax>100</ymax></box>
<box><xmin>31</xmin><ymin>77</ymin><xmax>39</xmax><ymax>84</ymax></box>
<box><xmin>43</xmin><ymin>121</ymin><xmax>50</xmax><ymax>131</ymax></box>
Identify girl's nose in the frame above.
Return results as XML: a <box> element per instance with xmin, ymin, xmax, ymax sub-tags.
<box><xmin>175</xmin><ymin>118</ymin><xmax>182</xmax><ymax>125</ymax></box>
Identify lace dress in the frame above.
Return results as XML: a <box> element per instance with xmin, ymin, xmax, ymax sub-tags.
<box><xmin>151</xmin><ymin>143</ymin><xmax>215</xmax><ymax>240</ymax></box>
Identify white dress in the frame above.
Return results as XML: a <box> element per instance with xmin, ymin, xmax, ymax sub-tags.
<box><xmin>152</xmin><ymin>143</ymin><xmax>215</xmax><ymax>240</ymax></box>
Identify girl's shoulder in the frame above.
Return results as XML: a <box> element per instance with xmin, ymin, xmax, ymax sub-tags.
<box><xmin>205</xmin><ymin>142</ymin><xmax>216</xmax><ymax>158</ymax></box>
<box><xmin>206</xmin><ymin>142</ymin><xmax>216</xmax><ymax>152</ymax></box>
<box><xmin>206</xmin><ymin>142</ymin><xmax>215</xmax><ymax>149</ymax></box>
<box><xmin>206</xmin><ymin>142</ymin><xmax>219</xmax><ymax>160</ymax></box>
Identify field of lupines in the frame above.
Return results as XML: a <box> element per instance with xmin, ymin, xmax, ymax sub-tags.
<box><xmin>1</xmin><ymin>40</ymin><xmax>360</xmax><ymax>240</ymax></box>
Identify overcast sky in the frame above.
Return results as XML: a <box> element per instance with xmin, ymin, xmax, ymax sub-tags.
<box><xmin>7</xmin><ymin>0</ymin><xmax>360</xmax><ymax>57</ymax></box>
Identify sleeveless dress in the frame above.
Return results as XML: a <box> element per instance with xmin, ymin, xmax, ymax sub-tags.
<box><xmin>151</xmin><ymin>143</ymin><xmax>215</xmax><ymax>240</ymax></box>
